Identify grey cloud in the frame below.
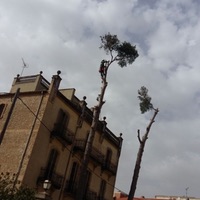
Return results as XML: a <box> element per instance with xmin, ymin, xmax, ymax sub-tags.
<box><xmin>1</xmin><ymin>0</ymin><xmax>200</xmax><ymax>198</ymax></box>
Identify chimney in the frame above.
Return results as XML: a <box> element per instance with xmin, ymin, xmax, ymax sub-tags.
<box><xmin>49</xmin><ymin>70</ymin><xmax>62</xmax><ymax>102</ymax></box>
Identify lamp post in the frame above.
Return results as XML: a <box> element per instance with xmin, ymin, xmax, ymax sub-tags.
<box><xmin>35</xmin><ymin>180</ymin><xmax>52</xmax><ymax>200</ymax></box>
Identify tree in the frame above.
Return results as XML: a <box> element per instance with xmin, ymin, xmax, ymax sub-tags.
<box><xmin>0</xmin><ymin>172</ymin><xmax>35</xmax><ymax>200</ymax></box>
<box><xmin>76</xmin><ymin>33</ymin><xmax>139</xmax><ymax>200</ymax></box>
<box><xmin>128</xmin><ymin>86</ymin><xmax>159</xmax><ymax>200</ymax></box>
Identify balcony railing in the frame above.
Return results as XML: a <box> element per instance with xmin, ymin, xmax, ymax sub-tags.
<box><xmin>91</xmin><ymin>147</ymin><xmax>105</xmax><ymax>165</ymax></box>
<box><xmin>73</xmin><ymin>139</ymin><xmax>86</xmax><ymax>151</ymax></box>
<box><xmin>65</xmin><ymin>181</ymin><xmax>97</xmax><ymax>200</ymax></box>
<box><xmin>73</xmin><ymin>139</ymin><xmax>105</xmax><ymax>165</ymax></box>
<box><xmin>51</xmin><ymin>124</ymin><xmax>74</xmax><ymax>144</ymax></box>
<box><xmin>37</xmin><ymin>168</ymin><xmax>64</xmax><ymax>189</ymax></box>
<box><xmin>85</xmin><ymin>190</ymin><xmax>97</xmax><ymax>200</ymax></box>
<box><xmin>102</xmin><ymin>161</ymin><xmax>117</xmax><ymax>175</ymax></box>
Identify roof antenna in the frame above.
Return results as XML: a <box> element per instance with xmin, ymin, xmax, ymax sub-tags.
<box><xmin>21</xmin><ymin>58</ymin><xmax>28</xmax><ymax>76</ymax></box>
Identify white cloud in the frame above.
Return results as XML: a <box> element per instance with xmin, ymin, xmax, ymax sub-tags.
<box><xmin>1</xmin><ymin>0</ymin><xmax>200</xmax><ymax>197</ymax></box>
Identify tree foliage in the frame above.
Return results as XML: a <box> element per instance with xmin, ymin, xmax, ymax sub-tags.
<box><xmin>0</xmin><ymin>172</ymin><xmax>35</xmax><ymax>200</ymax></box>
<box><xmin>100</xmin><ymin>33</ymin><xmax>139</xmax><ymax>67</ymax></box>
<box><xmin>138</xmin><ymin>86</ymin><xmax>154</xmax><ymax>114</ymax></box>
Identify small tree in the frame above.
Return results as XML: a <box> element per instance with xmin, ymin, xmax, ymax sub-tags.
<box><xmin>128</xmin><ymin>86</ymin><xmax>159</xmax><ymax>200</ymax></box>
<box><xmin>76</xmin><ymin>33</ymin><xmax>139</xmax><ymax>200</ymax></box>
<box><xmin>0</xmin><ymin>172</ymin><xmax>35</xmax><ymax>200</ymax></box>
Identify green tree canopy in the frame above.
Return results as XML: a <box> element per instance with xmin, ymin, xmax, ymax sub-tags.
<box><xmin>138</xmin><ymin>86</ymin><xmax>154</xmax><ymax>114</ymax></box>
<box><xmin>100</xmin><ymin>33</ymin><xmax>139</xmax><ymax>67</ymax></box>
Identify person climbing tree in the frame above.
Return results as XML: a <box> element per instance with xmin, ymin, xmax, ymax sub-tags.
<box><xmin>99</xmin><ymin>60</ymin><xmax>107</xmax><ymax>79</ymax></box>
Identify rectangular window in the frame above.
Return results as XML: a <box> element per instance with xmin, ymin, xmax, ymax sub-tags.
<box><xmin>53</xmin><ymin>109</ymin><xmax>69</xmax><ymax>138</ymax></box>
<box><xmin>0</xmin><ymin>104</ymin><xmax>6</xmax><ymax>118</ymax></box>
<box><xmin>67</xmin><ymin>162</ymin><xmax>79</xmax><ymax>193</ymax></box>
<box><xmin>58</xmin><ymin>109</ymin><xmax>68</xmax><ymax>133</ymax></box>
<box><xmin>84</xmin><ymin>170</ymin><xmax>91</xmax><ymax>198</ymax></box>
<box><xmin>105</xmin><ymin>149</ymin><xmax>112</xmax><ymax>166</ymax></box>
<box><xmin>45</xmin><ymin>149</ymin><xmax>58</xmax><ymax>180</ymax></box>
<box><xmin>99</xmin><ymin>180</ymin><xmax>106</xmax><ymax>200</ymax></box>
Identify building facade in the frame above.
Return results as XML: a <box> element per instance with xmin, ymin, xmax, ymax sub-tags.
<box><xmin>0</xmin><ymin>71</ymin><xmax>123</xmax><ymax>200</ymax></box>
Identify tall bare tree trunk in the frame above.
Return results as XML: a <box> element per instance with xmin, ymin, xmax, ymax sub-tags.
<box><xmin>76</xmin><ymin>73</ymin><xmax>108</xmax><ymax>200</ymax></box>
<box><xmin>76</xmin><ymin>33</ymin><xmax>139</xmax><ymax>200</ymax></box>
<box><xmin>128</xmin><ymin>108</ymin><xmax>159</xmax><ymax>200</ymax></box>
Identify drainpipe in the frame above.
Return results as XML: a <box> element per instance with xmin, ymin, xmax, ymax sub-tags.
<box><xmin>13</xmin><ymin>91</ymin><xmax>44</xmax><ymax>189</ymax></box>
<box><xmin>0</xmin><ymin>88</ymin><xmax>20</xmax><ymax>144</ymax></box>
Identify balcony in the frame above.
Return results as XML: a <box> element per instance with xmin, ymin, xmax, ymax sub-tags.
<box><xmin>73</xmin><ymin>139</ymin><xmax>86</xmax><ymax>151</ymax></box>
<box><xmin>37</xmin><ymin>168</ymin><xmax>64</xmax><ymax>189</ymax></box>
<box><xmin>73</xmin><ymin>139</ymin><xmax>104</xmax><ymax>165</ymax></box>
<box><xmin>85</xmin><ymin>190</ymin><xmax>97</xmax><ymax>200</ymax></box>
<box><xmin>102</xmin><ymin>161</ymin><xmax>117</xmax><ymax>175</ymax></box>
<box><xmin>65</xmin><ymin>181</ymin><xmax>97</xmax><ymax>200</ymax></box>
<box><xmin>90</xmin><ymin>147</ymin><xmax>105</xmax><ymax>165</ymax></box>
<box><xmin>51</xmin><ymin>124</ymin><xmax>74</xmax><ymax>144</ymax></box>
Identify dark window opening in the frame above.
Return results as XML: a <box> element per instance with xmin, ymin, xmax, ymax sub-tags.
<box><xmin>66</xmin><ymin>162</ymin><xmax>79</xmax><ymax>193</ymax></box>
<box><xmin>0</xmin><ymin>104</ymin><xmax>6</xmax><ymax>118</ymax></box>
<box><xmin>45</xmin><ymin>149</ymin><xmax>58</xmax><ymax>180</ymax></box>
<box><xmin>84</xmin><ymin>170</ymin><xmax>91</xmax><ymax>198</ymax></box>
<box><xmin>53</xmin><ymin>109</ymin><xmax>69</xmax><ymax>138</ymax></box>
<box><xmin>105</xmin><ymin>149</ymin><xmax>112</xmax><ymax>166</ymax></box>
<box><xmin>58</xmin><ymin>109</ymin><xmax>69</xmax><ymax>133</ymax></box>
<box><xmin>99</xmin><ymin>179</ymin><xmax>106</xmax><ymax>199</ymax></box>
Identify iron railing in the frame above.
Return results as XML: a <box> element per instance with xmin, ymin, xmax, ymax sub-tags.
<box><xmin>37</xmin><ymin>168</ymin><xmax>64</xmax><ymax>189</ymax></box>
<box><xmin>51</xmin><ymin>124</ymin><xmax>74</xmax><ymax>144</ymax></box>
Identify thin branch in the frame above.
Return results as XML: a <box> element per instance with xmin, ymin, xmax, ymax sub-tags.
<box><xmin>110</xmin><ymin>49</ymin><xmax>113</xmax><ymax>61</ymax></box>
<box><xmin>137</xmin><ymin>129</ymin><xmax>142</xmax><ymax>144</ymax></box>
<box><xmin>145</xmin><ymin>108</ymin><xmax>159</xmax><ymax>136</ymax></box>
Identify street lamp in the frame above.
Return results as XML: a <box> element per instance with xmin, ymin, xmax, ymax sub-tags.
<box><xmin>43</xmin><ymin>180</ymin><xmax>51</xmax><ymax>191</ymax></box>
<box><xmin>35</xmin><ymin>180</ymin><xmax>52</xmax><ymax>200</ymax></box>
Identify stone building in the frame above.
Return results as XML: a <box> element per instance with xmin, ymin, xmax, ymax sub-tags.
<box><xmin>0</xmin><ymin>71</ymin><xmax>123</xmax><ymax>200</ymax></box>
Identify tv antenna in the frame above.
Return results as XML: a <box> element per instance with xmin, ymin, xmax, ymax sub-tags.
<box><xmin>21</xmin><ymin>58</ymin><xmax>28</xmax><ymax>76</ymax></box>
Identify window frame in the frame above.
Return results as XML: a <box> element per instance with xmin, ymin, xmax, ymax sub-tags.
<box><xmin>0</xmin><ymin>103</ymin><xmax>7</xmax><ymax>119</ymax></box>
<box><xmin>45</xmin><ymin>148</ymin><xmax>59</xmax><ymax>180</ymax></box>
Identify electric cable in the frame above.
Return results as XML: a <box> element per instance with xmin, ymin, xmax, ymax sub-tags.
<box><xmin>17</xmin><ymin>96</ymin><xmax>128</xmax><ymax>195</ymax></box>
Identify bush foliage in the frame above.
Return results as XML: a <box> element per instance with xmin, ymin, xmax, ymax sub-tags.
<box><xmin>0</xmin><ymin>172</ymin><xmax>35</xmax><ymax>200</ymax></box>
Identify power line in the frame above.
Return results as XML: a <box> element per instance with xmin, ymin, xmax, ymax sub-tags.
<box><xmin>17</xmin><ymin>96</ymin><xmax>127</xmax><ymax>194</ymax></box>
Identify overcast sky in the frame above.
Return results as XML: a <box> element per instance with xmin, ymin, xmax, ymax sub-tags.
<box><xmin>1</xmin><ymin>0</ymin><xmax>200</xmax><ymax>198</ymax></box>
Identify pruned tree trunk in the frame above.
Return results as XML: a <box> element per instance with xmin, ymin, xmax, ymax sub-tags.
<box><xmin>76</xmin><ymin>33</ymin><xmax>139</xmax><ymax>200</ymax></box>
<box><xmin>76</xmin><ymin>68</ymin><xmax>108</xmax><ymax>200</ymax></box>
<box><xmin>128</xmin><ymin>108</ymin><xmax>159</xmax><ymax>200</ymax></box>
